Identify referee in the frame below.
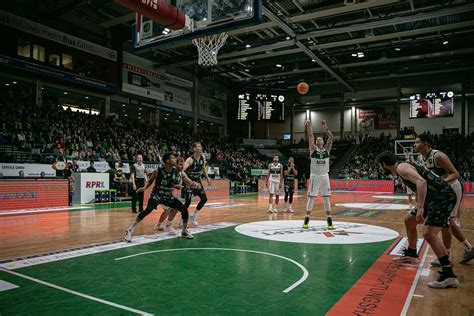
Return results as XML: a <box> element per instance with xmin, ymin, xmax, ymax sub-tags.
<box><xmin>131</xmin><ymin>154</ymin><xmax>147</xmax><ymax>213</ymax></box>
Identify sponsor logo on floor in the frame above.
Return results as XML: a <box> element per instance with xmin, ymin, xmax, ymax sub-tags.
<box><xmin>334</xmin><ymin>209</ymin><xmax>385</xmax><ymax>218</ymax></box>
<box><xmin>0</xmin><ymin>222</ymin><xmax>238</xmax><ymax>270</ymax></box>
<box><xmin>235</xmin><ymin>220</ymin><xmax>399</xmax><ymax>244</ymax></box>
<box><xmin>335</xmin><ymin>203</ymin><xmax>408</xmax><ymax>210</ymax></box>
<box><xmin>0</xmin><ymin>206</ymin><xmax>92</xmax><ymax>216</ymax></box>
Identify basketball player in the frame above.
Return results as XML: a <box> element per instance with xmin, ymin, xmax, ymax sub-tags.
<box><xmin>376</xmin><ymin>151</ymin><xmax>458</xmax><ymax>288</ymax></box>
<box><xmin>155</xmin><ymin>157</ymin><xmax>187</xmax><ymax>235</ymax></box>
<box><xmin>266</xmin><ymin>155</ymin><xmax>283</xmax><ymax>213</ymax></box>
<box><xmin>303</xmin><ymin>120</ymin><xmax>334</xmax><ymax>230</ymax></box>
<box><xmin>124</xmin><ymin>153</ymin><xmax>199</xmax><ymax>242</ymax></box>
<box><xmin>183</xmin><ymin>142</ymin><xmax>211</xmax><ymax>226</ymax></box>
<box><xmin>284</xmin><ymin>157</ymin><xmax>298</xmax><ymax>213</ymax></box>
<box><xmin>131</xmin><ymin>154</ymin><xmax>147</xmax><ymax>213</ymax></box>
<box><xmin>413</xmin><ymin>133</ymin><xmax>474</xmax><ymax>265</ymax></box>
<box><xmin>403</xmin><ymin>149</ymin><xmax>417</xmax><ymax>210</ymax></box>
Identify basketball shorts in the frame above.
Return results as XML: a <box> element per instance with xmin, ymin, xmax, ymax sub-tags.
<box><xmin>268</xmin><ymin>181</ymin><xmax>281</xmax><ymax>195</ymax></box>
<box><xmin>409</xmin><ymin>187</ymin><xmax>457</xmax><ymax>228</ymax></box>
<box><xmin>308</xmin><ymin>173</ymin><xmax>331</xmax><ymax>197</ymax></box>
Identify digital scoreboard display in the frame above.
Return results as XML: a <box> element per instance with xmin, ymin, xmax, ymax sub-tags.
<box><xmin>409</xmin><ymin>91</ymin><xmax>454</xmax><ymax>119</ymax></box>
<box><xmin>238</xmin><ymin>92</ymin><xmax>285</xmax><ymax>122</ymax></box>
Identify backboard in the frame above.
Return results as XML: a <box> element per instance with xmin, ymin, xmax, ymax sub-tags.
<box><xmin>132</xmin><ymin>0</ymin><xmax>262</xmax><ymax>52</ymax></box>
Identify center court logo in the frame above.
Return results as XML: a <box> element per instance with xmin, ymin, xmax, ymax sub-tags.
<box><xmin>235</xmin><ymin>220</ymin><xmax>399</xmax><ymax>244</ymax></box>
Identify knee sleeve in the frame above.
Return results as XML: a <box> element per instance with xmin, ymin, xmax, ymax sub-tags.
<box><xmin>306</xmin><ymin>197</ymin><xmax>315</xmax><ymax>212</ymax></box>
<box><xmin>323</xmin><ymin>196</ymin><xmax>331</xmax><ymax>215</ymax></box>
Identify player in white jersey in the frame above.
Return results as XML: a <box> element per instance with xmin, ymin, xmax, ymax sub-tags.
<box><xmin>266</xmin><ymin>155</ymin><xmax>283</xmax><ymax>213</ymax></box>
<box><xmin>413</xmin><ymin>133</ymin><xmax>474</xmax><ymax>265</ymax></box>
<box><xmin>303</xmin><ymin>120</ymin><xmax>334</xmax><ymax>230</ymax></box>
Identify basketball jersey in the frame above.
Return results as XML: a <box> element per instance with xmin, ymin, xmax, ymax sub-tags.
<box><xmin>402</xmin><ymin>162</ymin><xmax>451</xmax><ymax>199</ymax></box>
<box><xmin>310</xmin><ymin>148</ymin><xmax>330</xmax><ymax>175</ymax></box>
<box><xmin>284</xmin><ymin>165</ymin><xmax>296</xmax><ymax>186</ymax></box>
<box><xmin>152</xmin><ymin>167</ymin><xmax>181</xmax><ymax>199</ymax></box>
<box><xmin>132</xmin><ymin>163</ymin><xmax>146</xmax><ymax>179</ymax></box>
<box><xmin>417</xmin><ymin>149</ymin><xmax>445</xmax><ymax>177</ymax></box>
<box><xmin>187</xmin><ymin>155</ymin><xmax>205</xmax><ymax>181</ymax></box>
<box><xmin>269</xmin><ymin>163</ymin><xmax>282</xmax><ymax>182</ymax></box>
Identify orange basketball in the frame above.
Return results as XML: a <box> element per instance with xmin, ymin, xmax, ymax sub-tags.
<box><xmin>297</xmin><ymin>82</ymin><xmax>309</xmax><ymax>95</ymax></box>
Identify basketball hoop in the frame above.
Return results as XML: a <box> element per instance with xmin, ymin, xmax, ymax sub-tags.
<box><xmin>192</xmin><ymin>33</ymin><xmax>228</xmax><ymax>67</ymax></box>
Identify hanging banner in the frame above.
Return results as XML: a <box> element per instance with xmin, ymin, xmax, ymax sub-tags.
<box><xmin>0</xmin><ymin>10</ymin><xmax>117</xmax><ymax>61</ymax></box>
<box><xmin>199</xmin><ymin>96</ymin><xmax>224</xmax><ymax>119</ymax></box>
<box><xmin>163</xmin><ymin>85</ymin><xmax>192</xmax><ymax>112</ymax></box>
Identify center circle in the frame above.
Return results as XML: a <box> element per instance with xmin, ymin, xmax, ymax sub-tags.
<box><xmin>235</xmin><ymin>220</ymin><xmax>399</xmax><ymax>244</ymax></box>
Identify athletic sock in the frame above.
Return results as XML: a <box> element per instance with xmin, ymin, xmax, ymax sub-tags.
<box><xmin>166</xmin><ymin>220</ymin><xmax>172</xmax><ymax>227</ymax></box>
<box><xmin>406</xmin><ymin>247</ymin><xmax>417</xmax><ymax>257</ymax></box>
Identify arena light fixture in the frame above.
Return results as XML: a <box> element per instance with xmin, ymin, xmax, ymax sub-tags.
<box><xmin>64</xmin><ymin>92</ymin><xmax>68</xmax><ymax>95</ymax></box>
<box><xmin>85</xmin><ymin>96</ymin><xmax>89</xmax><ymax>99</ymax></box>
<box><xmin>351</xmin><ymin>53</ymin><xmax>357</xmax><ymax>57</ymax></box>
<box><xmin>5</xmin><ymin>83</ymin><xmax>9</xmax><ymax>86</ymax></box>
<box><xmin>122</xmin><ymin>104</ymin><xmax>126</xmax><ymax>107</ymax></box>
<box><xmin>246</xmin><ymin>44</ymin><xmax>251</xmax><ymax>48</ymax></box>
<box><xmin>286</xmin><ymin>36</ymin><xmax>290</xmax><ymax>40</ymax></box>
<box><xmin>12</xmin><ymin>81</ymin><xmax>17</xmax><ymax>84</ymax></box>
<box><xmin>395</xmin><ymin>47</ymin><xmax>401</xmax><ymax>51</ymax></box>
<box><xmin>443</xmin><ymin>40</ymin><xmax>449</xmax><ymax>45</ymax></box>
<box><xmin>276</xmin><ymin>64</ymin><xmax>282</xmax><ymax>67</ymax></box>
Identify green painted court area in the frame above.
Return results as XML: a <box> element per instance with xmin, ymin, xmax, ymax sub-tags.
<box><xmin>0</xmin><ymin>226</ymin><xmax>394</xmax><ymax>315</ymax></box>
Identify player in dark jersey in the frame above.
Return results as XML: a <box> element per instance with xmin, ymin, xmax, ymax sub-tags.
<box><xmin>155</xmin><ymin>157</ymin><xmax>187</xmax><ymax>235</ymax></box>
<box><xmin>376</xmin><ymin>151</ymin><xmax>458</xmax><ymax>289</ymax></box>
<box><xmin>124</xmin><ymin>153</ymin><xmax>200</xmax><ymax>242</ymax></box>
<box><xmin>283</xmin><ymin>157</ymin><xmax>298</xmax><ymax>213</ymax></box>
<box><xmin>414</xmin><ymin>133</ymin><xmax>473</xmax><ymax>265</ymax></box>
<box><xmin>182</xmin><ymin>142</ymin><xmax>211</xmax><ymax>226</ymax></box>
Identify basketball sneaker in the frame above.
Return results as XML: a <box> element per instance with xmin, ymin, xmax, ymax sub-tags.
<box><xmin>303</xmin><ymin>216</ymin><xmax>310</xmax><ymax>229</ymax></box>
<box><xmin>288</xmin><ymin>207</ymin><xmax>294</xmax><ymax>213</ymax></box>
<box><xmin>124</xmin><ymin>229</ymin><xmax>133</xmax><ymax>243</ymax></box>
<box><xmin>164</xmin><ymin>225</ymin><xmax>178</xmax><ymax>236</ymax></box>
<box><xmin>393</xmin><ymin>248</ymin><xmax>419</xmax><ymax>264</ymax></box>
<box><xmin>268</xmin><ymin>205</ymin><xmax>273</xmax><ymax>213</ymax></box>
<box><xmin>460</xmin><ymin>248</ymin><xmax>474</xmax><ymax>264</ymax></box>
<box><xmin>178</xmin><ymin>218</ymin><xmax>183</xmax><ymax>228</ymax></box>
<box><xmin>154</xmin><ymin>223</ymin><xmax>164</xmax><ymax>230</ymax></box>
<box><xmin>428</xmin><ymin>272</ymin><xmax>459</xmax><ymax>288</ymax></box>
<box><xmin>327</xmin><ymin>217</ymin><xmax>334</xmax><ymax>230</ymax></box>
<box><xmin>181</xmin><ymin>229</ymin><xmax>194</xmax><ymax>239</ymax></box>
<box><xmin>190</xmin><ymin>214</ymin><xmax>199</xmax><ymax>226</ymax></box>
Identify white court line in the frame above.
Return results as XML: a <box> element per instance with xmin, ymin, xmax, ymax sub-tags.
<box><xmin>372</xmin><ymin>195</ymin><xmax>409</xmax><ymax>200</ymax></box>
<box><xmin>400</xmin><ymin>244</ymin><xmax>430</xmax><ymax>316</ymax></box>
<box><xmin>0</xmin><ymin>267</ymin><xmax>153</xmax><ymax>316</ymax></box>
<box><xmin>115</xmin><ymin>248</ymin><xmax>309</xmax><ymax>293</ymax></box>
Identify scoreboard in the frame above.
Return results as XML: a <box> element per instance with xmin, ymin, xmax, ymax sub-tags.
<box><xmin>238</xmin><ymin>92</ymin><xmax>285</xmax><ymax>122</ymax></box>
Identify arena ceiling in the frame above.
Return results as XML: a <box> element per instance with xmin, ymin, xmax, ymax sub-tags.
<box><xmin>3</xmin><ymin>0</ymin><xmax>474</xmax><ymax>96</ymax></box>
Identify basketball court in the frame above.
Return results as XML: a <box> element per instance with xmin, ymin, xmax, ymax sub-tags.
<box><xmin>1</xmin><ymin>0</ymin><xmax>474</xmax><ymax>315</ymax></box>
<box><xmin>1</xmin><ymin>191</ymin><xmax>473</xmax><ymax>315</ymax></box>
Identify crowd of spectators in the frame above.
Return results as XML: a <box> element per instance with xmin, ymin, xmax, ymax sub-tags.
<box><xmin>340</xmin><ymin>133</ymin><xmax>393</xmax><ymax>180</ymax></box>
<box><xmin>0</xmin><ymin>100</ymin><xmax>268</xmax><ymax>179</ymax></box>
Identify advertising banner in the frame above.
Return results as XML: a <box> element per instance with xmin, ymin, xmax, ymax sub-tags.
<box><xmin>72</xmin><ymin>173</ymin><xmax>110</xmax><ymax>204</ymax></box>
<box><xmin>0</xmin><ymin>55</ymin><xmax>116</xmax><ymax>91</ymax></box>
<box><xmin>330</xmin><ymin>180</ymin><xmax>394</xmax><ymax>192</ymax></box>
<box><xmin>164</xmin><ymin>85</ymin><xmax>192</xmax><ymax>112</ymax></box>
<box><xmin>0</xmin><ymin>179</ymin><xmax>68</xmax><ymax>211</ymax></box>
<box><xmin>0</xmin><ymin>163</ymin><xmax>55</xmax><ymax>177</ymax></box>
<box><xmin>199</xmin><ymin>96</ymin><xmax>224</xmax><ymax>119</ymax></box>
<box><xmin>357</xmin><ymin>108</ymin><xmax>398</xmax><ymax>131</ymax></box>
<box><xmin>122</xmin><ymin>62</ymin><xmax>165</xmax><ymax>101</ymax></box>
<box><xmin>0</xmin><ymin>10</ymin><xmax>117</xmax><ymax>61</ymax></box>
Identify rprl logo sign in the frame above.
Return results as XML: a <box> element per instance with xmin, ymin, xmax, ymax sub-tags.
<box><xmin>85</xmin><ymin>181</ymin><xmax>106</xmax><ymax>188</ymax></box>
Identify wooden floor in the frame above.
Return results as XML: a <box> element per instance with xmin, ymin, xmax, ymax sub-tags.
<box><xmin>1</xmin><ymin>191</ymin><xmax>473</xmax><ymax>315</ymax></box>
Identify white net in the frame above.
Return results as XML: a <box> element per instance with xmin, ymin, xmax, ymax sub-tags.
<box><xmin>192</xmin><ymin>33</ymin><xmax>228</xmax><ymax>67</ymax></box>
